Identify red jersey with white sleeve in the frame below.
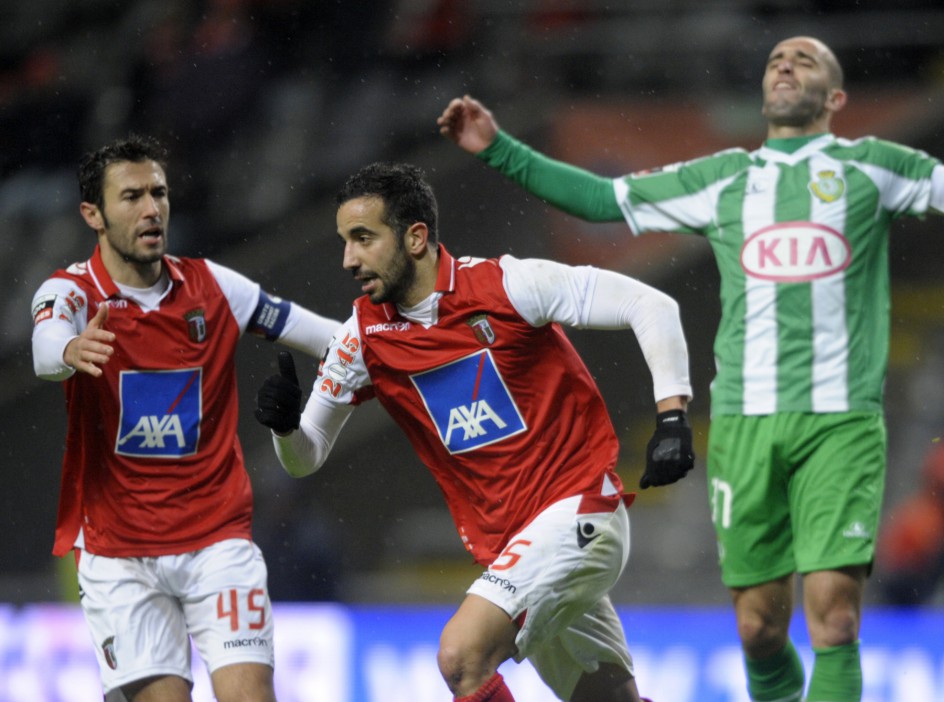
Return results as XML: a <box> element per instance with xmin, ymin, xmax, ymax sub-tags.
<box><xmin>31</xmin><ymin>245</ymin><xmax>337</xmax><ymax>558</ymax></box>
<box><xmin>281</xmin><ymin>246</ymin><xmax>691</xmax><ymax>565</ymax></box>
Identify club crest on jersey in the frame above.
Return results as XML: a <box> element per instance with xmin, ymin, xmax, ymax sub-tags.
<box><xmin>116</xmin><ymin>368</ymin><xmax>202</xmax><ymax>458</ymax></box>
<box><xmin>467</xmin><ymin>314</ymin><xmax>496</xmax><ymax>346</ymax></box>
<box><xmin>185</xmin><ymin>308</ymin><xmax>207</xmax><ymax>343</ymax></box>
<box><xmin>808</xmin><ymin>170</ymin><xmax>845</xmax><ymax>203</ymax></box>
<box><xmin>411</xmin><ymin>350</ymin><xmax>526</xmax><ymax>454</ymax></box>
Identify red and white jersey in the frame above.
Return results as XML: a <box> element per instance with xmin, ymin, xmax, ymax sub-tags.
<box><xmin>31</xmin><ymin>245</ymin><xmax>313</xmax><ymax>558</ymax></box>
<box><xmin>314</xmin><ymin>247</ymin><xmax>624</xmax><ymax>564</ymax></box>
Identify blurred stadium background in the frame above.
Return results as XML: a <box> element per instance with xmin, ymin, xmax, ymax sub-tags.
<box><xmin>1</xmin><ymin>1</ymin><xmax>943</xmax><ymax>700</ymax></box>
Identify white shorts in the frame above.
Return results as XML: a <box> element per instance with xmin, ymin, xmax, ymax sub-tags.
<box><xmin>77</xmin><ymin>538</ymin><xmax>275</xmax><ymax>695</ymax></box>
<box><xmin>467</xmin><ymin>491</ymin><xmax>634</xmax><ymax>700</ymax></box>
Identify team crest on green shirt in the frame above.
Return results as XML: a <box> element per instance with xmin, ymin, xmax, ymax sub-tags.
<box><xmin>808</xmin><ymin>170</ymin><xmax>845</xmax><ymax>203</ymax></box>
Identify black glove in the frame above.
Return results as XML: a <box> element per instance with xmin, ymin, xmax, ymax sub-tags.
<box><xmin>254</xmin><ymin>351</ymin><xmax>302</xmax><ymax>434</ymax></box>
<box><xmin>640</xmin><ymin>409</ymin><xmax>695</xmax><ymax>489</ymax></box>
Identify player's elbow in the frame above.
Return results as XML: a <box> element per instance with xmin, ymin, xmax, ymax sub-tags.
<box><xmin>644</xmin><ymin>289</ymin><xmax>682</xmax><ymax>330</ymax></box>
<box><xmin>281</xmin><ymin>456</ymin><xmax>322</xmax><ymax>478</ymax></box>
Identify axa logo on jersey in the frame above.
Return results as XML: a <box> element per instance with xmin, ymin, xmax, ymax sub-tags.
<box><xmin>411</xmin><ymin>350</ymin><xmax>526</xmax><ymax>454</ymax></box>
<box><xmin>116</xmin><ymin>368</ymin><xmax>202</xmax><ymax>457</ymax></box>
<box><xmin>740</xmin><ymin>222</ymin><xmax>851</xmax><ymax>282</ymax></box>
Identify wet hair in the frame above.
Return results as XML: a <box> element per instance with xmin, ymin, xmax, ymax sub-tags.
<box><xmin>78</xmin><ymin>134</ymin><xmax>168</xmax><ymax>208</ymax></box>
<box><xmin>336</xmin><ymin>162</ymin><xmax>439</xmax><ymax>244</ymax></box>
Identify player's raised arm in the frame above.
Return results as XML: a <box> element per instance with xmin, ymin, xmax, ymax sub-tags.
<box><xmin>437</xmin><ymin>95</ymin><xmax>500</xmax><ymax>155</ymax></box>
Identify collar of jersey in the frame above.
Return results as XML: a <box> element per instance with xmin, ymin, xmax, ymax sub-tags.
<box><xmin>379</xmin><ymin>244</ymin><xmax>456</xmax><ymax>322</ymax></box>
<box><xmin>757</xmin><ymin>133</ymin><xmax>835</xmax><ymax>165</ymax></box>
<box><xmin>88</xmin><ymin>244</ymin><xmax>186</xmax><ymax>300</ymax></box>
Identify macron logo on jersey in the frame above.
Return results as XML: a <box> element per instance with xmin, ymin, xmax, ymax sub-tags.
<box><xmin>411</xmin><ymin>350</ymin><xmax>526</xmax><ymax>454</ymax></box>
<box><xmin>116</xmin><ymin>368</ymin><xmax>202</xmax><ymax>458</ymax></box>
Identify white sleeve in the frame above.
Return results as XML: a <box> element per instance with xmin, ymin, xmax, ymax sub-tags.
<box><xmin>501</xmin><ymin>256</ymin><xmax>692</xmax><ymax>403</ymax></box>
<box><xmin>205</xmin><ymin>259</ymin><xmax>262</xmax><ymax>329</ymax></box>
<box><xmin>206</xmin><ymin>259</ymin><xmax>340</xmax><ymax>358</ymax></box>
<box><xmin>276</xmin><ymin>306</ymin><xmax>343</xmax><ymax>360</ymax></box>
<box><xmin>272</xmin><ymin>310</ymin><xmax>369</xmax><ymax>477</ymax></box>
<box><xmin>273</xmin><ymin>397</ymin><xmax>356</xmax><ymax>477</ymax></box>
<box><xmin>930</xmin><ymin>164</ymin><xmax>944</xmax><ymax>214</ymax></box>
<box><xmin>30</xmin><ymin>278</ymin><xmax>86</xmax><ymax>381</ymax></box>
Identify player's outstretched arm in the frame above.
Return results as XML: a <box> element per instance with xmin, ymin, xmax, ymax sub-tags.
<box><xmin>437</xmin><ymin>95</ymin><xmax>499</xmax><ymax>155</ymax></box>
<box><xmin>63</xmin><ymin>303</ymin><xmax>115</xmax><ymax>378</ymax></box>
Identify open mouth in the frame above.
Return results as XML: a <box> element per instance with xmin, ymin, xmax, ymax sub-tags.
<box><xmin>139</xmin><ymin>226</ymin><xmax>163</xmax><ymax>242</ymax></box>
<box><xmin>358</xmin><ymin>276</ymin><xmax>379</xmax><ymax>294</ymax></box>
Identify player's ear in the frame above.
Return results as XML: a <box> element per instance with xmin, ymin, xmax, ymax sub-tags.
<box><xmin>826</xmin><ymin>87</ymin><xmax>847</xmax><ymax>115</ymax></box>
<box><xmin>80</xmin><ymin>202</ymin><xmax>104</xmax><ymax>233</ymax></box>
<box><xmin>404</xmin><ymin>222</ymin><xmax>429</xmax><ymax>255</ymax></box>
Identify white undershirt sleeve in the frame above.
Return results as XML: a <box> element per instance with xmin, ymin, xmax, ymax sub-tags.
<box><xmin>276</xmin><ymin>306</ymin><xmax>342</xmax><ymax>359</ymax></box>
<box><xmin>273</xmin><ymin>398</ymin><xmax>356</xmax><ymax>477</ymax></box>
<box><xmin>501</xmin><ymin>256</ymin><xmax>692</xmax><ymax>403</ymax></box>
<box><xmin>272</xmin><ymin>311</ymin><xmax>366</xmax><ymax>477</ymax></box>
<box><xmin>31</xmin><ymin>278</ymin><xmax>85</xmax><ymax>381</ymax></box>
<box><xmin>206</xmin><ymin>258</ymin><xmax>341</xmax><ymax>358</ymax></box>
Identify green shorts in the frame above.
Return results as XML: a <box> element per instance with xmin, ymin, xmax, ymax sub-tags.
<box><xmin>707</xmin><ymin>411</ymin><xmax>886</xmax><ymax>588</ymax></box>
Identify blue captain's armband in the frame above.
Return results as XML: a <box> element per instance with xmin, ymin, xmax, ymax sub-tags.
<box><xmin>249</xmin><ymin>290</ymin><xmax>292</xmax><ymax>340</ymax></box>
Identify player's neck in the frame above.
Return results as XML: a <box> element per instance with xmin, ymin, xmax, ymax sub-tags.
<box><xmin>100</xmin><ymin>247</ymin><xmax>164</xmax><ymax>288</ymax></box>
<box><xmin>400</xmin><ymin>248</ymin><xmax>439</xmax><ymax>307</ymax></box>
<box><xmin>767</xmin><ymin>118</ymin><xmax>831</xmax><ymax>140</ymax></box>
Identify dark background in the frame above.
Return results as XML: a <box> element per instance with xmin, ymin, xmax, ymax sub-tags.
<box><xmin>1</xmin><ymin>0</ymin><xmax>943</xmax><ymax>608</ymax></box>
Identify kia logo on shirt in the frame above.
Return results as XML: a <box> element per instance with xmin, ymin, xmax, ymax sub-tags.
<box><xmin>740</xmin><ymin>222</ymin><xmax>851</xmax><ymax>282</ymax></box>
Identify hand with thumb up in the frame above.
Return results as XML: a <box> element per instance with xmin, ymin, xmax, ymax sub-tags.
<box><xmin>254</xmin><ymin>351</ymin><xmax>302</xmax><ymax>435</ymax></box>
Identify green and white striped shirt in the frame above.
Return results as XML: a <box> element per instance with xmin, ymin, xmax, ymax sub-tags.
<box><xmin>479</xmin><ymin>131</ymin><xmax>941</xmax><ymax>416</ymax></box>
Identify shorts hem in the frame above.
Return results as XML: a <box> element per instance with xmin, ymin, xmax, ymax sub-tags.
<box><xmin>103</xmin><ymin>667</ymin><xmax>194</xmax><ymax>695</ymax></box>
<box><xmin>721</xmin><ymin>566</ymin><xmax>794</xmax><ymax>589</ymax></box>
<box><xmin>206</xmin><ymin>653</ymin><xmax>275</xmax><ymax>675</ymax></box>
<box><xmin>796</xmin><ymin>557</ymin><xmax>872</xmax><ymax>575</ymax></box>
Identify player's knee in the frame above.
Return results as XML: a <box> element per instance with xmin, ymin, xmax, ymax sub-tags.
<box><xmin>737</xmin><ymin>612</ymin><xmax>789</xmax><ymax>657</ymax></box>
<box><xmin>816</xmin><ymin>606</ymin><xmax>860</xmax><ymax>646</ymax></box>
<box><xmin>437</xmin><ymin>643</ymin><xmax>472</xmax><ymax>693</ymax></box>
<box><xmin>437</xmin><ymin>640</ymin><xmax>492</xmax><ymax>695</ymax></box>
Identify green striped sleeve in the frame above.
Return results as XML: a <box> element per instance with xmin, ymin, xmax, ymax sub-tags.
<box><xmin>477</xmin><ymin>130</ymin><xmax>624</xmax><ymax>222</ymax></box>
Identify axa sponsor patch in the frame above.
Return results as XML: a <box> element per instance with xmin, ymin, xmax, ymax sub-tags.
<box><xmin>116</xmin><ymin>368</ymin><xmax>202</xmax><ymax>458</ymax></box>
<box><xmin>411</xmin><ymin>350</ymin><xmax>526</xmax><ymax>454</ymax></box>
<box><xmin>740</xmin><ymin>222</ymin><xmax>851</xmax><ymax>282</ymax></box>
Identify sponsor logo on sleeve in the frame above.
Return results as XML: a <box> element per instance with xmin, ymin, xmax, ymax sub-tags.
<box><xmin>31</xmin><ymin>294</ymin><xmax>57</xmax><ymax>325</ymax></box>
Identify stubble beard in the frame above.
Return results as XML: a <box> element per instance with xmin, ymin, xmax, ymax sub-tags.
<box><xmin>371</xmin><ymin>249</ymin><xmax>417</xmax><ymax>305</ymax></box>
<box><xmin>763</xmin><ymin>87</ymin><xmax>828</xmax><ymax>129</ymax></box>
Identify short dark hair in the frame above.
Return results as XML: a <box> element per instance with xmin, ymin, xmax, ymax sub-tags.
<box><xmin>336</xmin><ymin>162</ymin><xmax>439</xmax><ymax>244</ymax></box>
<box><xmin>78</xmin><ymin>134</ymin><xmax>168</xmax><ymax>208</ymax></box>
